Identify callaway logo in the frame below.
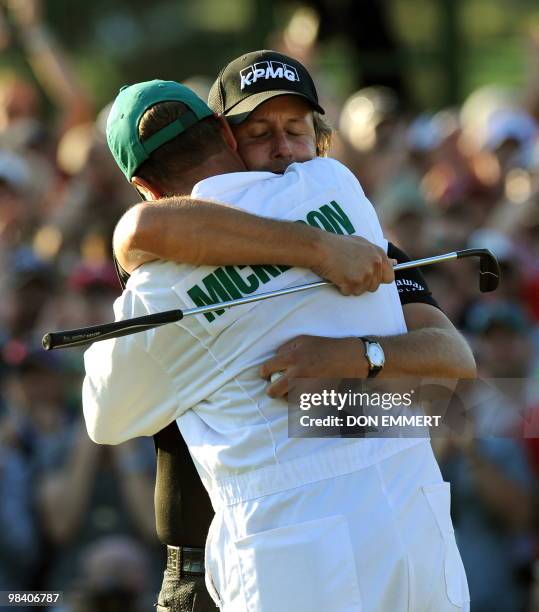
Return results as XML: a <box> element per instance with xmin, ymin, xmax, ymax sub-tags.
<box><xmin>240</xmin><ymin>61</ymin><xmax>299</xmax><ymax>90</ymax></box>
<box><xmin>395</xmin><ymin>279</ymin><xmax>426</xmax><ymax>293</ymax></box>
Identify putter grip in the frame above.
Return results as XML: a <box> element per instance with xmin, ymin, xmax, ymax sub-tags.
<box><xmin>42</xmin><ymin>309</ymin><xmax>184</xmax><ymax>350</ymax></box>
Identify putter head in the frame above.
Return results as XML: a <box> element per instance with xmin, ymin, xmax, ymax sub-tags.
<box><xmin>479</xmin><ymin>250</ymin><xmax>501</xmax><ymax>292</ymax></box>
<box><xmin>456</xmin><ymin>248</ymin><xmax>500</xmax><ymax>293</ymax></box>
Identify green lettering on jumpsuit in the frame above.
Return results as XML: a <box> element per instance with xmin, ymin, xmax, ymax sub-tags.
<box><xmin>188</xmin><ymin>200</ymin><xmax>356</xmax><ymax>322</ymax></box>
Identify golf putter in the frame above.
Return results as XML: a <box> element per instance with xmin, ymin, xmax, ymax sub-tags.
<box><xmin>42</xmin><ymin>248</ymin><xmax>500</xmax><ymax>350</ymax></box>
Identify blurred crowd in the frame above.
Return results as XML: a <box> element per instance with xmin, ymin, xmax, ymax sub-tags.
<box><xmin>329</xmin><ymin>77</ymin><xmax>539</xmax><ymax>612</ymax></box>
<box><xmin>0</xmin><ymin>1</ymin><xmax>539</xmax><ymax>611</ymax></box>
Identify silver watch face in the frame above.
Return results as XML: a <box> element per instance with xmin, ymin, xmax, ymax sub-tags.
<box><xmin>367</xmin><ymin>343</ymin><xmax>385</xmax><ymax>368</ymax></box>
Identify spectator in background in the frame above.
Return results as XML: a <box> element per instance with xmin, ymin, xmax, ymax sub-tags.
<box><xmin>335</xmin><ymin>86</ymin><xmax>407</xmax><ymax>198</ymax></box>
<box><xmin>509</xmin><ymin>197</ymin><xmax>539</xmax><ymax>323</ymax></box>
<box><xmin>1</xmin><ymin>342</ymin><xmax>162</xmax><ymax>596</ymax></box>
<box><xmin>376</xmin><ymin>177</ymin><xmax>427</xmax><ymax>260</ymax></box>
<box><xmin>0</xmin><ymin>0</ymin><xmax>92</xmax><ymax>140</ymax></box>
<box><xmin>434</xmin><ymin>302</ymin><xmax>537</xmax><ymax>612</ymax></box>
<box><xmin>34</xmin><ymin>412</ymin><xmax>161</xmax><ymax>593</ymax></box>
<box><xmin>37</xmin><ymin>423</ymin><xmax>161</xmax><ymax>594</ymax></box>
<box><xmin>435</xmin><ymin>430</ymin><xmax>535</xmax><ymax>612</ymax></box>
<box><xmin>0</xmin><ymin>432</ymin><xmax>38</xmax><ymax>591</ymax></box>
<box><xmin>2</xmin><ymin>347</ymin><xmax>162</xmax><ymax>593</ymax></box>
<box><xmin>0</xmin><ymin>250</ymin><xmax>55</xmax><ymax>347</ymax></box>
<box><xmin>67</xmin><ymin>535</ymin><xmax>152</xmax><ymax>612</ymax></box>
<box><xmin>49</xmin><ymin>126</ymin><xmax>133</xmax><ymax>255</ymax></box>
<box><xmin>0</xmin><ymin>151</ymin><xmax>33</xmax><ymax>252</ymax></box>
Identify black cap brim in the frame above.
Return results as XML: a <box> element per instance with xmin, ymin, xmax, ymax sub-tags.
<box><xmin>225</xmin><ymin>90</ymin><xmax>325</xmax><ymax>124</ymax></box>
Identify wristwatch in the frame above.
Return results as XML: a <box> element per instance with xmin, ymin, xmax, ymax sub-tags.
<box><xmin>360</xmin><ymin>337</ymin><xmax>385</xmax><ymax>378</ymax></box>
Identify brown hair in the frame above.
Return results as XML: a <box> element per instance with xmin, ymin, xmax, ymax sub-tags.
<box><xmin>314</xmin><ymin>112</ymin><xmax>332</xmax><ymax>157</ymax></box>
<box><xmin>135</xmin><ymin>101</ymin><xmax>225</xmax><ymax>191</ymax></box>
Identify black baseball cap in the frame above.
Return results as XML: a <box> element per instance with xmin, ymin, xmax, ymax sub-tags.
<box><xmin>208</xmin><ymin>50</ymin><xmax>325</xmax><ymax>124</ymax></box>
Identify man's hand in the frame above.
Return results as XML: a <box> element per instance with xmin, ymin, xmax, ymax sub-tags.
<box><xmin>313</xmin><ymin>233</ymin><xmax>395</xmax><ymax>296</ymax></box>
<box><xmin>259</xmin><ymin>335</ymin><xmax>368</xmax><ymax>398</ymax></box>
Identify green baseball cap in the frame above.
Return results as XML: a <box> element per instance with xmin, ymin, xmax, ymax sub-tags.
<box><xmin>106</xmin><ymin>79</ymin><xmax>214</xmax><ymax>181</ymax></box>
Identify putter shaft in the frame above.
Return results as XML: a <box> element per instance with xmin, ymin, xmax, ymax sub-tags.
<box><xmin>43</xmin><ymin>249</ymin><xmax>497</xmax><ymax>350</ymax></box>
<box><xmin>182</xmin><ymin>252</ymin><xmax>460</xmax><ymax>318</ymax></box>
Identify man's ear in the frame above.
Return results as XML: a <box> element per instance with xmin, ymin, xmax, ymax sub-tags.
<box><xmin>217</xmin><ymin>114</ymin><xmax>238</xmax><ymax>151</ymax></box>
<box><xmin>131</xmin><ymin>176</ymin><xmax>163</xmax><ymax>201</ymax></box>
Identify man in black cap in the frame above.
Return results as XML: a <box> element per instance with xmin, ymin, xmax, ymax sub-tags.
<box><xmin>114</xmin><ymin>50</ymin><xmax>473</xmax><ymax>389</ymax></box>
<box><xmin>107</xmin><ymin>52</ymin><xmax>474</xmax><ymax>612</ymax></box>
<box><xmin>209</xmin><ymin>50</ymin><xmax>324</xmax><ymax>121</ymax></box>
<box><xmin>104</xmin><ymin>70</ymin><xmax>396</xmax><ymax>612</ymax></box>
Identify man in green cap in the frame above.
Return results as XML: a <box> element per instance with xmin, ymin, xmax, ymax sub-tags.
<box><xmin>107</xmin><ymin>77</ymin><xmax>393</xmax><ymax>294</ymax></box>
<box><xmin>84</xmin><ymin>75</ymin><xmax>470</xmax><ymax>612</ymax></box>
<box><xmin>97</xmin><ymin>76</ymin><xmax>396</xmax><ymax>612</ymax></box>
<box><xmin>111</xmin><ymin>53</ymin><xmax>473</xmax><ymax>395</ymax></box>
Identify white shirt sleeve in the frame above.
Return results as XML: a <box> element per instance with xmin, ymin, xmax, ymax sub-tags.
<box><xmin>82</xmin><ymin>293</ymin><xmax>182</xmax><ymax>445</ymax></box>
<box><xmin>326</xmin><ymin>158</ymin><xmax>388</xmax><ymax>250</ymax></box>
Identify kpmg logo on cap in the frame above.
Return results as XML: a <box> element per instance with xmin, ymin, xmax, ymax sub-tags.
<box><xmin>240</xmin><ymin>61</ymin><xmax>300</xmax><ymax>90</ymax></box>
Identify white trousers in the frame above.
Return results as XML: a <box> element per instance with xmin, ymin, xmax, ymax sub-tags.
<box><xmin>205</xmin><ymin>440</ymin><xmax>470</xmax><ymax>612</ymax></box>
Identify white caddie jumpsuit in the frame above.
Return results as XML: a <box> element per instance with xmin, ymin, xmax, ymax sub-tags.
<box><xmin>83</xmin><ymin>158</ymin><xmax>470</xmax><ymax>612</ymax></box>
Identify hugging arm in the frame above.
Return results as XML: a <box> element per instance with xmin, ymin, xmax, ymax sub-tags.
<box><xmin>113</xmin><ymin>196</ymin><xmax>475</xmax><ymax>387</ymax></box>
<box><xmin>113</xmin><ymin>197</ymin><xmax>394</xmax><ymax>296</ymax></box>
<box><xmin>260</xmin><ymin>247</ymin><xmax>476</xmax><ymax>396</ymax></box>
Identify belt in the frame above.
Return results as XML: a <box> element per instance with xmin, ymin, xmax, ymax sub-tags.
<box><xmin>166</xmin><ymin>545</ymin><xmax>205</xmax><ymax>577</ymax></box>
